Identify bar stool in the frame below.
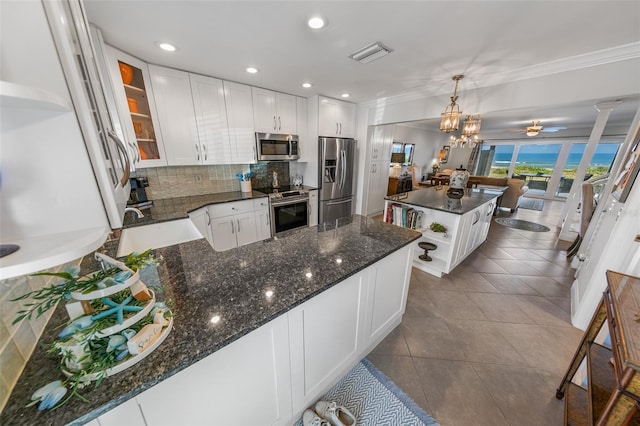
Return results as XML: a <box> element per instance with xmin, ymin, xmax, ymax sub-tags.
<box><xmin>418</xmin><ymin>242</ymin><xmax>437</xmax><ymax>261</ymax></box>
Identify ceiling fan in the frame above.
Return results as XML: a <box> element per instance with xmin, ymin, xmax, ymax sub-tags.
<box><xmin>505</xmin><ymin>120</ymin><xmax>567</xmax><ymax>137</ymax></box>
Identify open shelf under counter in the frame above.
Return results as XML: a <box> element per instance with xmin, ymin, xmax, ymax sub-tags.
<box><xmin>384</xmin><ymin>187</ymin><xmax>501</xmax><ymax>277</ymax></box>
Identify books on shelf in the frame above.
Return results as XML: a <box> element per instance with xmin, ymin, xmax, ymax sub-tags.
<box><xmin>385</xmin><ymin>203</ymin><xmax>423</xmax><ymax>230</ymax></box>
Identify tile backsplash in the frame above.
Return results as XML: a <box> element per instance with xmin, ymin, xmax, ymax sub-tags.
<box><xmin>134</xmin><ymin>165</ymin><xmax>249</xmax><ymax>200</ymax></box>
<box><xmin>0</xmin><ymin>258</ymin><xmax>81</xmax><ymax>412</ymax></box>
<box><xmin>133</xmin><ymin>163</ymin><xmax>292</xmax><ymax>200</ymax></box>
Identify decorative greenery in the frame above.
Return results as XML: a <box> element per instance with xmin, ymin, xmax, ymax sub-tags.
<box><xmin>429</xmin><ymin>222</ymin><xmax>447</xmax><ymax>233</ymax></box>
<box><xmin>11</xmin><ymin>250</ymin><xmax>156</xmax><ymax>325</ymax></box>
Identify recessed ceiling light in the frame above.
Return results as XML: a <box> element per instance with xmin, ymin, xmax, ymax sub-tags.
<box><xmin>341</xmin><ymin>93</ymin><xmax>350</xmax><ymax>98</ymax></box>
<box><xmin>308</xmin><ymin>16</ymin><xmax>326</xmax><ymax>29</ymax></box>
<box><xmin>158</xmin><ymin>43</ymin><xmax>176</xmax><ymax>52</ymax></box>
<box><xmin>302</xmin><ymin>83</ymin><xmax>312</xmax><ymax>88</ymax></box>
<box><xmin>246</xmin><ymin>67</ymin><xmax>259</xmax><ymax>74</ymax></box>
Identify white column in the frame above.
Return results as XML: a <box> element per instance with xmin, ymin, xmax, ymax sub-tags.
<box><xmin>558</xmin><ymin>101</ymin><xmax>621</xmax><ymax>240</ymax></box>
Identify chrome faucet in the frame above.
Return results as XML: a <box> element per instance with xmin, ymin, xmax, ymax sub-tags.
<box><xmin>124</xmin><ymin>207</ymin><xmax>144</xmax><ymax>218</ymax></box>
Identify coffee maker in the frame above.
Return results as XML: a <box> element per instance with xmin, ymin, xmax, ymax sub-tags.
<box><xmin>128</xmin><ymin>177</ymin><xmax>149</xmax><ymax>205</ymax></box>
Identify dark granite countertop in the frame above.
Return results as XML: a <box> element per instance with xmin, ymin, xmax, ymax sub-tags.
<box><xmin>123</xmin><ymin>186</ymin><xmax>318</xmax><ymax>228</ymax></box>
<box><xmin>386</xmin><ymin>186</ymin><xmax>503</xmax><ymax>215</ymax></box>
<box><xmin>1</xmin><ymin>215</ymin><xmax>420</xmax><ymax>425</ymax></box>
<box><xmin>123</xmin><ymin>191</ymin><xmax>269</xmax><ymax>228</ymax></box>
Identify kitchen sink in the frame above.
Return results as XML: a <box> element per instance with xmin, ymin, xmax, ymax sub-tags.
<box><xmin>116</xmin><ymin>219</ymin><xmax>203</xmax><ymax>257</ymax></box>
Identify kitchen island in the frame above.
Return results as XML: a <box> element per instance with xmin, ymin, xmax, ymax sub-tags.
<box><xmin>385</xmin><ymin>186</ymin><xmax>504</xmax><ymax>277</ymax></box>
<box><xmin>1</xmin><ymin>215</ymin><xmax>420</xmax><ymax>426</ymax></box>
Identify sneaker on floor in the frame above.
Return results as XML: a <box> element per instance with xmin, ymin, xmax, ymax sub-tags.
<box><xmin>303</xmin><ymin>408</ymin><xmax>331</xmax><ymax>426</ymax></box>
<box><xmin>314</xmin><ymin>400</ymin><xmax>357</xmax><ymax>426</ymax></box>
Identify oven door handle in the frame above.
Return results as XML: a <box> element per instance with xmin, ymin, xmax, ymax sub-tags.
<box><xmin>270</xmin><ymin>198</ymin><xmax>309</xmax><ymax>207</ymax></box>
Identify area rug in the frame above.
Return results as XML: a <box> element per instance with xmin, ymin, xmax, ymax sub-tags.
<box><xmin>295</xmin><ymin>359</ymin><xmax>439</xmax><ymax>426</ymax></box>
<box><xmin>519</xmin><ymin>198</ymin><xmax>545</xmax><ymax>211</ymax></box>
<box><xmin>495</xmin><ymin>217</ymin><xmax>550</xmax><ymax>232</ymax></box>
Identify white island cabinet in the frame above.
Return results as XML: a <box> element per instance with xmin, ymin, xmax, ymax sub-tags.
<box><xmin>97</xmin><ymin>244</ymin><xmax>412</xmax><ymax>425</ymax></box>
<box><xmin>385</xmin><ymin>188</ymin><xmax>501</xmax><ymax>277</ymax></box>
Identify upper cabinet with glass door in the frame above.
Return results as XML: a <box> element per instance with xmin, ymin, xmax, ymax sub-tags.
<box><xmin>104</xmin><ymin>46</ymin><xmax>167</xmax><ymax>168</ymax></box>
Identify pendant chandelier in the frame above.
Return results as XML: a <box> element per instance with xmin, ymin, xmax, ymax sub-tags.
<box><xmin>439</xmin><ymin>75</ymin><xmax>464</xmax><ymax>133</ymax></box>
<box><xmin>461</xmin><ymin>114</ymin><xmax>481</xmax><ymax>137</ymax></box>
<box><xmin>449</xmin><ymin>134</ymin><xmax>481</xmax><ymax>148</ymax></box>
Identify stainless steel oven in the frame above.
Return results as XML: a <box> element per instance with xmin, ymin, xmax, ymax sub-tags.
<box><xmin>269</xmin><ymin>189</ymin><xmax>309</xmax><ymax>236</ymax></box>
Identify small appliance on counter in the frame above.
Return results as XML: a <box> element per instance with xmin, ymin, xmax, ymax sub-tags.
<box><xmin>128</xmin><ymin>177</ymin><xmax>149</xmax><ymax>205</ymax></box>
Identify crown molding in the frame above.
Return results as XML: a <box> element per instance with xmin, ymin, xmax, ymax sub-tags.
<box><xmin>359</xmin><ymin>42</ymin><xmax>640</xmax><ymax>109</ymax></box>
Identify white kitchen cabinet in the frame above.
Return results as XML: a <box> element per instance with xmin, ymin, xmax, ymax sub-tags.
<box><xmin>0</xmin><ymin>1</ymin><xmax>124</xmax><ymax>279</ymax></box>
<box><xmin>188</xmin><ymin>207</ymin><xmax>214</xmax><ymax>247</ymax></box>
<box><xmin>189</xmin><ymin>73</ymin><xmax>232</xmax><ymax>164</ymax></box>
<box><xmin>135</xmin><ymin>315</ymin><xmax>292</xmax><ymax>426</ymax></box>
<box><xmin>208</xmin><ymin>199</ymin><xmax>261</xmax><ymax>251</ymax></box>
<box><xmin>366</xmin><ymin>162</ymin><xmax>390</xmax><ymax>216</ymax></box>
<box><xmin>223</xmin><ymin>81</ymin><xmax>256</xmax><ymax>164</ymax></box>
<box><xmin>308</xmin><ymin>190</ymin><xmax>319</xmax><ymax>226</ymax></box>
<box><xmin>318</xmin><ymin>95</ymin><xmax>356</xmax><ymax>138</ymax></box>
<box><xmin>371</xmin><ymin>124</ymin><xmax>393</xmax><ymax>162</ymax></box>
<box><xmin>296</xmin><ymin>96</ymin><xmax>312</xmax><ymax>162</ymax></box>
<box><xmin>288</xmin><ymin>272</ymin><xmax>367</xmax><ymax>412</ymax></box>
<box><xmin>149</xmin><ymin>65</ymin><xmax>200</xmax><ymax>166</ymax></box>
<box><xmin>104</xmin><ymin>46</ymin><xmax>167</xmax><ymax>168</ymax></box>
<box><xmin>252</xmin><ymin>87</ymin><xmax>297</xmax><ymax>134</ymax></box>
<box><xmin>366</xmin><ymin>247</ymin><xmax>412</xmax><ymax>344</ymax></box>
<box><xmin>254</xmin><ymin>198</ymin><xmax>272</xmax><ymax>240</ymax></box>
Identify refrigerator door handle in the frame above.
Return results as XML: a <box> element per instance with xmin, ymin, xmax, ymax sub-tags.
<box><xmin>326</xmin><ymin>199</ymin><xmax>351</xmax><ymax>206</ymax></box>
<box><xmin>340</xmin><ymin>149</ymin><xmax>346</xmax><ymax>189</ymax></box>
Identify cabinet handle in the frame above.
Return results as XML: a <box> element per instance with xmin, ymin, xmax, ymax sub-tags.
<box><xmin>336</xmin><ymin>123</ymin><xmax>339</xmax><ymax>134</ymax></box>
<box><xmin>205</xmin><ymin>210</ymin><xmax>211</xmax><ymax>226</ymax></box>
<box><xmin>237</xmin><ymin>219</ymin><xmax>241</xmax><ymax>233</ymax></box>
<box><xmin>203</xmin><ymin>144</ymin><xmax>207</xmax><ymax>161</ymax></box>
<box><xmin>339</xmin><ymin>122</ymin><xmax>342</xmax><ymax>134</ymax></box>
<box><xmin>273</xmin><ymin>116</ymin><xmax>277</xmax><ymax>131</ymax></box>
<box><xmin>195</xmin><ymin>144</ymin><xmax>200</xmax><ymax>161</ymax></box>
<box><xmin>107</xmin><ymin>130</ymin><xmax>130</xmax><ymax>187</ymax></box>
<box><xmin>278</xmin><ymin>116</ymin><xmax>281</xmax><ymax>131</ymax></box>
<box><xmin>128</xmin><ymin>141</ymin><xmax>139</xmax><ymax>164</ymax></box>
<box><xmin>473</xmin><ymin>211</ymin><xmax>480</xmax><ymax>225</ymax></box>
<box><xmin>231</xmin><ymin>221</ymin><xmax>235</xmax><ymax>234</ymax></box>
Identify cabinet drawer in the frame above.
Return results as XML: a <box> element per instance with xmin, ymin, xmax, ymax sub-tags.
<box><xmin>209</xmin><ymin>199</ymin><xmax>254</xmax><ymax>218</ymax></box>
<box><xmin>253</xmin><ymin>197</ymin><xmax>270</xmax><ymax>211</ymax></box>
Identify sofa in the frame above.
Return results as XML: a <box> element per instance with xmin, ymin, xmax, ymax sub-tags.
<box><xmin>467</xmin><ymin>176</ymin><xmax>529</xmax><ymax>212</ymax></box>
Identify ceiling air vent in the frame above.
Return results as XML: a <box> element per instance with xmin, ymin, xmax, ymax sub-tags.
<box><xmin>349</xmin><ymin>42</ymin><xmax>393</xmax><ymax>64</ymax></box>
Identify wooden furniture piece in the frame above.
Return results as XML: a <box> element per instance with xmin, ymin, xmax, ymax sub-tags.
<box><xmin>387</xmin><ymin>175</ymin><xmax>412</xmax><ymax>195</ymax></box>
<box><xmin>556</xmin><ymin>270</ymin><xmax>640</xmax><ymax>425</ymax></box>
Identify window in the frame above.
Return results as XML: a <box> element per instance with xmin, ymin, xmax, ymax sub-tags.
<box><xmin>391</xmin><ymin>142</ymin><xmax>415</xmax><ymax>165</ymax></box>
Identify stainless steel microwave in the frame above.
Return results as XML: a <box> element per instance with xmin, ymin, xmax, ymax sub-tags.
<box><xmin>255</xmin><ymin>132</ymin><xmax>299</xmax><ymax>161</ymax></box>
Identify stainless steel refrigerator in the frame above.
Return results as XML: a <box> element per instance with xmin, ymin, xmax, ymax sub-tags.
<box><xmin>318</xmin><ymin>137</ymin><xmax>356</xmax><ymax>224</ymax></box>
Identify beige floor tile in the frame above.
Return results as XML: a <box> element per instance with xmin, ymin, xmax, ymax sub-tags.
<box><xmin>457</xmin><ymin>253</ymin><xmax>510</xmax><ymax>274</ymax></box>
<box><xmin>412</xmin><ymin>358</ymin><xmax>510</xmax><ymax>426</ymax></box>
<box><xmin>477</xmin><ymin>241</ymin><xmax>516</xmax><ymax>260</ymax></box>
<box><xmin>492</xmin><ymin>259</ymin><xmax>544</xmax><ymax>276</ymax></box>
<box><xmin>493</xmin><ymin>322</ymin><xmax>575</xmax><ymax>371</ymax></box>
<box><xmin>444</xmin><ymin>319</ymin><xmax>528</xmax><ymax>365</ymax></box>
<box><xmin>517</xmin><ymin>275</ymin><xmax>571</xmax><ymax>298</ymax></box>
<box><xmin>465</xmin><ymin>292</ymin><xmax>537</xmax><ymax>324</ymax></box>
<box><xmin>443</xmin><ymin>270</ymin><xmax>500</xmax><ymax>293</ymax></box>
<box><xmin>535</xmin><ymin>249</ymin><xmax>570</xmax><ymax>263</ymax></box>
<box><xmin>546</xmin><ymin>296</ymin><xmax>572</xmax><ymax>314</ymax></box>
<box><xmin>404</xmin><ymin>287</ymin><xmax>442</xmax><ymax>318</ymax></box>
<box><xmin>425</xmin><ymin>290</ymin><xmax>488</xmax><ymax>321</ymax></box>
<box><xmin>366</xmin><ymin>354</ymin><xmax>433</xmax><ymax>415</ymax></box>
<box><xmin>499</xmin><ymin>247</ymin><xmax>546</xmax><ymax>261</ymax></box>
<box><xmin>510</xmin><ymin>294</ymin><xmax>572</xmax><ymax>326</ymax></box>
<box><xmin>480</xmin><ymin>273</ymin><xmax>541</xmax><ymax>295</ymax></box>
<box><xmin>369</xmin><ymin>326</ymin><xmax>411</xmax><ymax>356</ymax></box>
<box><xmin>400</xmin><ymin>316</ymin><xmax>465</xmax><ymax>360</ymax></box>
<box><xmin>473</xmin><ymin>363</ymin><xmax>565</xmax><ymax>426</ymax></box>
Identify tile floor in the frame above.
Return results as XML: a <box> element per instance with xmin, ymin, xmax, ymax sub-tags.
<box><xmin>368</xmin><ymin>199</ymin><xmax>583</xmax><ymax>426</ymax></box>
